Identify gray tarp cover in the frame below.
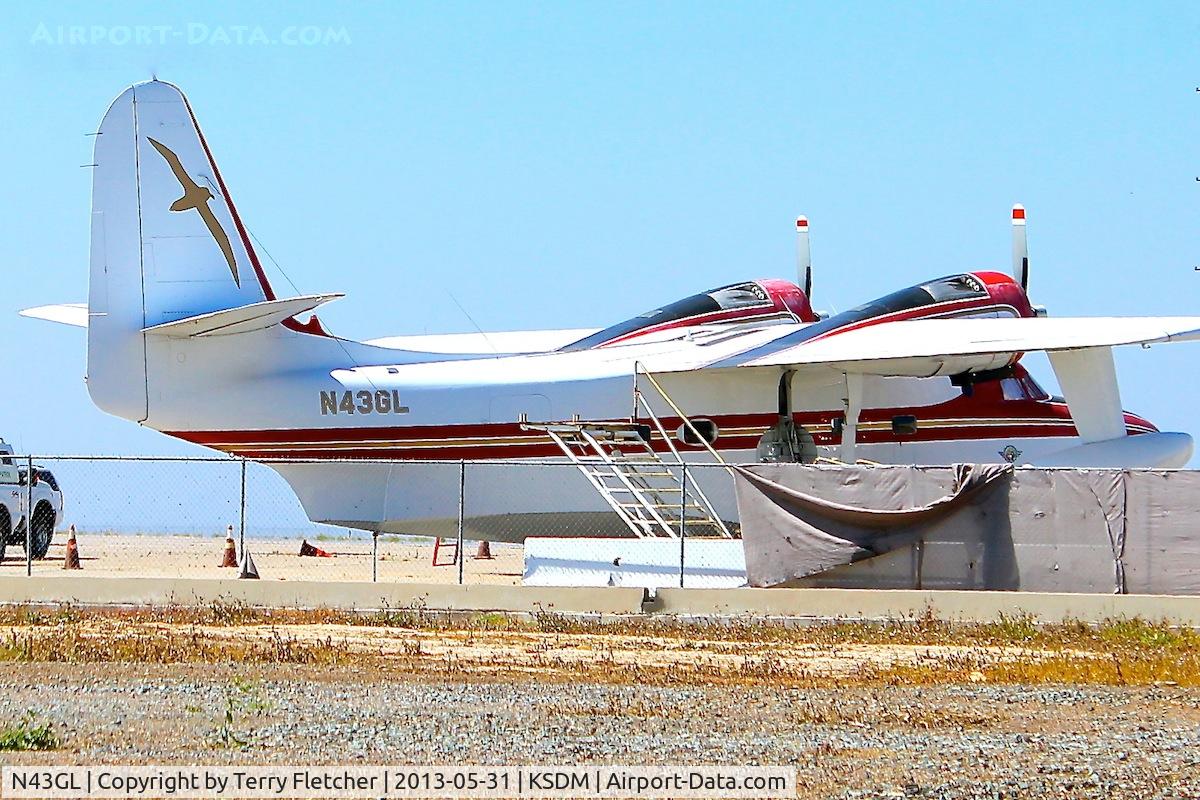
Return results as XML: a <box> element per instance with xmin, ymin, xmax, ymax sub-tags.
<box><xmin>734</xmin><ymin>465</ymin><xmax>1198</xmax><ymax>595</ymax></box>
<box><xmin>734</xmin><ymin>463</ymin><xmax>1012</xmax><ymax>580</ymax></box>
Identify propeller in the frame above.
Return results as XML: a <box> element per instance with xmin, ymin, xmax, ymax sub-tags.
<box><xmin>1011</xmin><ymin>204</ymin><xmax>1029</xmax><ymax>292</ymax></box>
<box><xmin>1011</xmin><ymin>204</ymin><xmax>1047</xmax><ymax>316</ymax></box>
<box><xmin>796</xmin><ymin>215</ymin><xmax>812</xmax><ymax>298</ymax></box>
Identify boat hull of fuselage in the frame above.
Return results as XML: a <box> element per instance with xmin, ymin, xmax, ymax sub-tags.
<box><xmin>265</xmin><ymin>431</ymin><xmax>1191</xmax><ymax>543</ymax></box>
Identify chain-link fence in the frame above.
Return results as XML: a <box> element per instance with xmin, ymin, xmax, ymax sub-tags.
<box><xmin>0</xmin><ymin>456</ymin><xmax>742</xmax><ymax>586</ymax></box>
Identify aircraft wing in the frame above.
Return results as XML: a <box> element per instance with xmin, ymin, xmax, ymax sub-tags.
<box><xmin>675</xmin><ymin>316</ymin><xmax>1200</xmax><ymax>376</ymax></box>
<box><xmin>643</xmin><ymin>315</ymin><xmax>1200</xmax><ymax>455</ymax></box>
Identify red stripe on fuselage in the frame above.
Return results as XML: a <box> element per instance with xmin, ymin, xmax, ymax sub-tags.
<box><xmin>165</xmin><ymin>408</ymin><xmax>1115</xmax><ymax>461</ymax></box>
<box><xmin>164</xmin><ymin>369</ymin><xmax>1160</xmax><ymax>461</ymax></box>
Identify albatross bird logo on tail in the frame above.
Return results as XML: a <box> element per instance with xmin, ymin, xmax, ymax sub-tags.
<box><xmin>147</xmin><ymin>137</ymin><xmax>240</xmax><ymax>286</ymax></box>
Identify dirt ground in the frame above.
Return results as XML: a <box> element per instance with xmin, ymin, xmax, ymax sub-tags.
<box><xmin>2</xmin><ymin>604</ymin><xmax>1200</xmax><ymax>796</ymax></box>
<box><xmin>3</xmin><ymin>662</ymin><xmax>1199</xmax><ymax>799</ymax></box>
<box><xmin>135</xmin><ymin>621</ymin><xmax>1080</xmax><ymax>679</ymax></box>
<box><xmin>0</xmin><ymin>533</ymin><xmax>523</xmax><ymax>583</ymax></box>
<box><xmin>2</xmin><ymin>608</ymin><xmax>1200</xmax><ymax>797</ymax></box>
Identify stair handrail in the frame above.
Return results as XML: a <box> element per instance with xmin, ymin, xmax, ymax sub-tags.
<box><xmin>633</xmin><ymin>363</ymin><xmax>734</xmax><ymax>538</ymax></box>
<box><xmin>634</xmin><ymin>364</ymin><xmax>732</xmax><ymax>473</ymax></box>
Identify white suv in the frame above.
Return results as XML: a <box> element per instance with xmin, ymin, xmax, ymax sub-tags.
<box><xmin>0</xmin><ymin>440</ymin><xmax>65</xmax><ymax>561</ymax></box>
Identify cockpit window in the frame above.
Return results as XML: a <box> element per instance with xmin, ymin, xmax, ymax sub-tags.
<box><xmin>1002</xmin><ymin>373</ymin><xmax>1052</xmax><ymax>402</ymax></box>
<box><xmin>922</xmin><ymin>274</ymin><xmax>987</xmax><ymax>303</ymax></box>
<box><xmin>560</xmin><ymin>282</ymin><xmax>771</xmax><ymax>351</ymax></box>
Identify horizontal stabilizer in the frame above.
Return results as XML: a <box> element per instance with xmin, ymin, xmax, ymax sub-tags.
<box><xmin>142</xmin><ymin>294</ymin><xmax>343</xmax><ymax>338</ymax></box>
<box><xmin>20</xmin><ymin>303</ymin><xmax>89</xmax><ymax>328</ymax></box>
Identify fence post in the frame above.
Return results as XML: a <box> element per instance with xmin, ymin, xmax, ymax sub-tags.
<box><xmin>238</xmin><ymin>458</ymin><xmax>247</xmax><ymax>557</ymax></box>
<box><xmin>457</xmin><ymin>460</ymin><xmax>466</xmax><ymax>586</ymax></box>
<box><xmin>679</xmin><ymin>464</ymin><xmax>687</xmax><ymax>588</ymax></box>
<box><xmin>26</xmin><ymin>456</ymin><xmax>33</xmax><ymax>577</ymax></box>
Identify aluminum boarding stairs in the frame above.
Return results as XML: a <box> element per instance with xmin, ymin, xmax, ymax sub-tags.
<box><xmin>526</xmin><ymin>422</ymin><xmax>733</xmax><ymax>539</ymax></box>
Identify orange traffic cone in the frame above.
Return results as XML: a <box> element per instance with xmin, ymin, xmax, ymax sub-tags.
<box><xmin>63</xmin><ymin>525</ymin><xmax>81</xmax><ymax>570</ymax></box>
<box><xmin>220</xmin><ymin>526</ymin><xmax>238</xmax><ymax>568</ymax></box>
<box><xmin>475</xmin><ymin>540</ymin><xmax>494</xmax><ymax>560</ymax></box>
<box><xmin>299</xmin><ymin>539</ymin><xmax>334</xmax><ymax>558</ymax></box>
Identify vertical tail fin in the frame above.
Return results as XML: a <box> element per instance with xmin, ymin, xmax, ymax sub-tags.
<box><xmin>88</xmin><ymin>80</ymin><xmax>275</xmax><ymax>420</ymax></box>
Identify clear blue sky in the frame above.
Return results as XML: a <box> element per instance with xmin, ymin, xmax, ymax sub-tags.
<box><xmin>1</xmin><ymin>2</ymin><xmax>1198</xmax><ymax>459</ymax></box>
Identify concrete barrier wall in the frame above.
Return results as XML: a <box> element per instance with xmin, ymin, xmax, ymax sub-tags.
<box><xmin>648</xmin><ymin>587</ymin><xmax>1200</xmax><ymax>625</ymax></box>
<box><xmin>0</xmin><ymin>576</ymin><xmax>646</xmax><ymax>616</ymax></box>
<box><xmin>5</xmin><ymin>577</ymin><xmax>1200</xmax><ymax>625</ymax></box>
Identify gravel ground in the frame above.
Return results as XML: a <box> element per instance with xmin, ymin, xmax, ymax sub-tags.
<box><xmin>3</xmin><ymin>665</ymin><xmax>1199</xmax><ymax>799</ymax></box>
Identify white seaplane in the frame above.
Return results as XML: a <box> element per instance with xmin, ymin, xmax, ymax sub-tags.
<box><xmin>23</xmin><ymin>81</ymin><xmax>1200</xmax><ymax>540</ymax></box>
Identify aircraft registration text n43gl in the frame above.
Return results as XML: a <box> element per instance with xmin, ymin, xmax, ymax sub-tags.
<box><xmin>320</xmin><ymin>390</ymin><xmax>409</xmax><ymax>416</ymax></box>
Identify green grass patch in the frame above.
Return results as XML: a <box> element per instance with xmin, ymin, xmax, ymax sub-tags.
<box><xmin>1097</xmin><ymin>617</ymin><xmax>1192</xmax><ymax>650</ymax></box>
<box><xmin>0</xmin><ymin>714</ymin><xmax>59</xmax><ymax>751</ymax></box>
